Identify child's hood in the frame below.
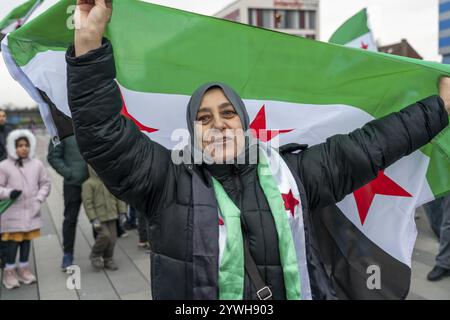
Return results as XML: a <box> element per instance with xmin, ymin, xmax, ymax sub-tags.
<box><xmin>6</xmin><ymin>129</ymin><xmax>36</xmax><ymax>160</ymax></box>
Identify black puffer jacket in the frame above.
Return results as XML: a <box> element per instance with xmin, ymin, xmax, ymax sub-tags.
<box><xmin>66</xmin><ymin>40</ymin><xmax>448</xmax><ymax>300</ymax></box>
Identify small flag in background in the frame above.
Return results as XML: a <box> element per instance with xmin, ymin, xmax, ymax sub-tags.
<box><xmin>329</xmin><ymin>8</ymin><xmax>378</xmax><ymax>51</ymax></box>
<box><xmin>2</xmin><ymin>0</ymin><xmax>450</xmax><ymax>299</ymax></box>
<box><xmin>0</xmin><ymin>0</ymin><xmax>43</xmax><ymax>43</ymax></box>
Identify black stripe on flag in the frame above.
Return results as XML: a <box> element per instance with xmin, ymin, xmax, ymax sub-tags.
<box><xmin>312</xmin><ymin>204</ymin><xmax>411</xmax><ymax>300</ymax></box>
<box><xmin>38</xmin><ymin>89</ymin><xmax>74</xmax><ymax>141</ymax></box>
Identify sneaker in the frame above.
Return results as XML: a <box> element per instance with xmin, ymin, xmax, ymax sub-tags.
<box><xmin>2</xmin><ymin>269</ymin><xmax>20</xmax><ymax>289</ymax></box>
<box><xmin>427</xmin><ymin>266</ymin><xmax>450</xmax><ymax>281</ymax></box>
<box><xmin>16</xmin><ymin>266</ymin><xmax>37</xmax><ymax>285</ymax></box>
<box><xmin>61</xmin><ymin>253</ymin><xmax>74</xmax><ymax>272</ymax></box>
<box><xmin>90</xmin><ymin>257</ymin><xmax>104</xmax><ymax>270</ymax></box>
<box><xmin>104</xmin><ymin>259</ymin><xmax>118</xmax><ymax>271</ymax></box>
<box><xmin>138</xmin><ymin>241</ymin><xmax>149</xmax><ymax>248</ymax></box>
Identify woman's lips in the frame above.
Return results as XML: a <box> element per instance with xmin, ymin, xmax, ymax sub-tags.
<box><xmin>207</xmin><ymin>137</ymin><xmax>233</xmax><ymax>146</ymax></box>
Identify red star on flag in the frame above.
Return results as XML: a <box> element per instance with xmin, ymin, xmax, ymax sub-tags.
<box><xmin>353</xmin><ymin>170</ymin><xmax>412</xmax><ymax>225</ymax></box>
<box><xmin>360</xmin><ymin>41</ymin><xmax>369</xmax><ymax>50</ymax></box>
<box><xmin>250</xmin><ymin>105</ymin><xmax>293</xmax><ymax>142</ymax></box>
<box><xmin>282</xmin><ymin>190</ymin><xmax>299</xmax><ymax>217</ymax></box>
<box><xmin>119</xmin><ymin>89</ymin><xmax>158</xmax><ymax>133</ymax></box>
<box><xmin>219</xmin><ymin>217</ymin><xmax>224</xmax><ymax>226</ymax></box>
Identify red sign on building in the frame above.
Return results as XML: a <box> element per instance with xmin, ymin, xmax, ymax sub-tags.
<box><xmin>273</xmin><ymin>0</ymin><xmax>304</xmax><ymax>9</ymax></box>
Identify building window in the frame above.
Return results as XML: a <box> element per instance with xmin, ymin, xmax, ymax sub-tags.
<box><xmin>285</xmin><ymin>10</ymin><xmax>299</xmax><ymax>29</ymax></box>
<box><xmin>299</xmin><ymin>10</ymin><xmax>305</xmax><ymax>29</ymax></box>
<box><xmin>249</xmin><ymin>9</ymin><xmax>274</xmax><ymax>28</ymax></box>
<box><xmin>274</xmin><ymin>10</ymin><xmax>301</xmax><ymax>29</ymax></box>
<box><xmin>305</xmin><ymin>34</ymin><xmax>316</xmax><ymax>40</ymax></box>
<box><xmin>248</xmin><ymin>8</ymin><xmax>316</xmax><ymax>31</ymax></box>
<box><xmin>274</xmin><ymin>10</ymin><xmax>286</xmax><ymax>29</ymax></box>
<box><xmin>249</xmin><ymin>9</ymin><xmax>256</xmax><ymax>25</ymax></box>
<box><xmin>308</xmin><ymin>11</ymin><xmax>316</xmax><ymax>30</ymax></box>
<box><xmin>261</xmin><ymin>9</ymin><xmax>273</xmax><ymax>28</ymax></box>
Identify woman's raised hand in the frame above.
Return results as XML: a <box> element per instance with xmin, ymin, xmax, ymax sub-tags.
<box><xmin>75</xmin><ymin>0</ymin><xmax>113</xmax><ymax>57</ymax></box>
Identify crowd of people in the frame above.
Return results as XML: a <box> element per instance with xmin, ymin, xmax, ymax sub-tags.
<box><xmin>0</xmin><ymin>109</ymin><xmax>150</xmax><ymax>290</ymax></box>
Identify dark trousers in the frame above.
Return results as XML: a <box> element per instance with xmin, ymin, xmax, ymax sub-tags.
<box><xmin>4</xmin><ymin>240</ymin><xmax>31</xmax><ymax>265</ymax></box>
<box><xmin>93</xmin><ymin>219</ymin><xmax>125</xmax><ymax>239</ymax></box>
<box><xmin>90</xmin><ymin>220</ymin><xmax>117</xmax><ymax>261</ymax></box>
<box><xmin>62</xmin><ymin>184</ymin><xmax>82</xmax><ymax>255</ymax></box>
<box><xmin>137</xmin><ymin>210</ymin><xmax>149</xmax><ymax>243</ymax></box>
<box><xmin>423</xmin><ymin>199</ymin><xmax>444</xmax><ymax>239</ymax></box>
<box><xmin>423</xmin><ymin>196</ymin><xmax>450</xmax><ymax>269</ymax></box>
<box><xmin>127</xmin><ymin>207</ymin><xmax>137</xmax><ymax>226</ymax></box>
<box><xmin>0</xmin><ymin>240</ymin><xmax>7</xmax><ymax>268</ymax></box>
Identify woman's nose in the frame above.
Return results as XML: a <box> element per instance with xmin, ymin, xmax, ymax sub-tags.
<box><xmin>212</xmin><ymin>117</ymin><xmax>227</xmax><ymax>130</ymax></box>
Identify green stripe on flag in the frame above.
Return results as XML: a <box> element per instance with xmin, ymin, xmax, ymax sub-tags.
<box><xmin>0</xmin><ymin>0</ymin><xmax>41</xmax><ymax>30</ymax></box>
<box><xmin>6</xmin><ymin>0</ymin><xmax>71</xmax><ymax>64</ymax></box>
<box><xmin>0</xmin><ymin>199</ymin><xmax>16</xmax><ymax>216</ymax></box>
<box><xmin>329</xmin><ymin>8</ymin><xmax>371</xmax><ymax>45</ymax></box>
<box><xmin>212</xmin><ymin>178</ymin><xmax>244</xmax><ymax>300</ymax></box>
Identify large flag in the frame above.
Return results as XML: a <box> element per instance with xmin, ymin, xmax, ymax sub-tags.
<box><xmin>0</xmin><ymin>0</ymin><xmax>43</xmax><ymax>42</ymax></box>
<box><xmin>3</xmin><ymin>0</ymin><xmax>450</xmax><ymax>299</ymax></box>
<box><xmin>329</xmin><ymin>8</ymin><xmax>378</xmax><ymax>51</ymax></box>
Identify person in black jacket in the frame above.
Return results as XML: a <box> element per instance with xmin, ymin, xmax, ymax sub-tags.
<box><xmin>68</xmin><ymin>1</ymin><xmax>450</xmax><ymax>299</ymax></box>
<box><xmin>0</xmin><ymin>109</ymin><xmax>13</xmax><ymax>269</ymax></box>
<box><xmin>0</xmin><ymin>109</ymin><xmax>14</xmax><ymax>162</ymax></box>
<box><xmin>47</xmin><ymin>135</ymin><xmax>88</xmax><ymax>271</ymax></box>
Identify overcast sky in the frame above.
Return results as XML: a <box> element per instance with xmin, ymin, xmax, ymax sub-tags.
<box><xmin>0</xmin><ymin>0</ymin><xmax>440</xmax><ymax>107</ymax></box>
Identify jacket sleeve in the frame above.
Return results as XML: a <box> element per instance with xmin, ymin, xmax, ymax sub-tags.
<box><xmin>297</xmin><ymin>95</ymin><xmax>449</xmax><ymax>211</ymax></box>
<box><xmin>47</xmin><ymin>141</ymin><xmax>72</xmax><ymax>180</ymax></box>
<box><xmin>66</xmin><ymin>39</ymin><xmax>171</xmax><ymax>215</ymax></box>
<box><xmin>116</xmin><ymin>199</ymin><xmax>128</xmax><ymax>215</ymax></box>
<box><xmin>36</xmin><ymin>161</ymin><xmax>51</xmax><ymax>203</ymax></box>
<box><xmin>0</xmin><ymin>164</ymin><xmax>12</xmax><ymax>200</ymax></box>
<box><xmin>81</xmin><ymin>182</ymin><xmax>97</xmax><ymax>221</ymax></box>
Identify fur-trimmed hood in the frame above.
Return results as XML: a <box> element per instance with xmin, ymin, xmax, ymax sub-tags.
<box><xmin>6</xmin><ymin>129</ymin><xmax>36</xmax><ymax>160</ymax></box>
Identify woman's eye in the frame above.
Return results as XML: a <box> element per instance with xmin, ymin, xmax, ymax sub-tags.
<box><xmin>222</xmin><ymin>111</ymin><xmax>236</xmax><ymax>117</ymax></box>
<box><xmin>198</xmin><ymin>116</ymin><xmax>211</xmax><ymax>123</ymax></box>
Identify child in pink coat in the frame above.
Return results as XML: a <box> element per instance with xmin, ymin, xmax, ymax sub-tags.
<box><xmin>0</xmin><ymin>129</ymin><xmax>50</xmax><ymax>289</ymax></box>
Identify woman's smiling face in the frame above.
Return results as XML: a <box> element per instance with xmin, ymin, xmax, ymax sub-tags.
<box><xmin>195</xmin><ymin>88</ymin><xmax>245</xmax><ymax>163</ymax></box>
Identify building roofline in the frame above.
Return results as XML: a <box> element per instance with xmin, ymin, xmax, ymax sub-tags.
<box><xmin>378</xmin><ymin>39</ymin><xmax>423</xmax><ymax>59</ymax></box>
<box><xmin>213</xmin><ymin>0</ymin><xmax>241</xmax><ymax>17</ymax></box>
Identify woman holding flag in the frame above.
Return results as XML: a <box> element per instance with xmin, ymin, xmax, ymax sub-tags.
<box><xmin>68</xmin><ymin>0</ymin><xmax>450</xmax><ymax>300</ymax></box>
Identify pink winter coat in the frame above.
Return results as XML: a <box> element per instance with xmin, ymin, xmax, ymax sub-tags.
<box><xmin>0</xmin><ymin>129</ymin><xmax>51</xmax><ymax>233</ymax></box>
